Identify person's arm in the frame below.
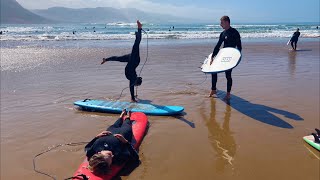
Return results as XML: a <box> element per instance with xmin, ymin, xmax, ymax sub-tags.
<box><xmin>212</xmin><ymin>32</ymin><xmax>224</xmax><ymax>56</ymax></box>
<box><xmin>85</xmin><ymin>131</ymin><xmax>112</xmax><ymax>160</ymax></box>
<box><xmin>129</xmin><ymin>79</ymin><xmax>136</xmax><ymax>102</ymax></box>
<box><xmin>114</xmin><ymin>134</ymin><xmax>139</xmax><ymax>161</ymax></box>
<box><xmin>85</xmin><ymin>137</ymin><xmax>98</xmax><ymax>160</ymax></box>
<box><xmin>210</xmin><ymin>32</ymin><xmax>224</xmax><ymax>64</ymax></box>
<box><xmin>125</xmin><ymin>142</ymin><xmax>140</xmax><ymax>161</ymax></box>
<box><xmin>236</xmin><ymin>30</ymin><xmax>242</xmax><ymax>52</ymax></box>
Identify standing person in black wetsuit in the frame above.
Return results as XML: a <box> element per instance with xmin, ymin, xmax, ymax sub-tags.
<box><xmin>85</xmin><ymin>109</ymin><xmax>139</xmax><ymax>175</ymax></box>
<box><xmin>289</xmin><ymin>28</ymin><xmax>300</xmax><ymax>51</ymax></box>
<box><xmin>209</xmin><ymin>16</ymin><xmax>242</xmax><ymax>100</ymax></box>
<box><xmin>101</xmin><ymin>20</ymin><xmax>143</xmax><ymax>102</ymax></box>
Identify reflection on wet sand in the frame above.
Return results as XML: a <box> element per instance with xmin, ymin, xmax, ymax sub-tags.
<box><xmin>288</xmin><ymin>51</ymin><xmax>297</xmax><ymax>77</ymax></box>
<box><xmin>202</xmin><ymin>99</ymin><xmax>236</xmax><ymax>173</ymax></box>
<box><xmin>303</xmin><ymin>144</ymin><xmax>320</xmax><ymax>160</ymax></box>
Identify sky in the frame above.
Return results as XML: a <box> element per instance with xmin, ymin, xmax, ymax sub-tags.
<box><xmin>16</xmin><ymin>0</ymin><xmax>320</xmax><ymax>23</ymax></box>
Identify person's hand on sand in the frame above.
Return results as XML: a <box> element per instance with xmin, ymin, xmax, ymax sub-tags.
<box><xmin>101</xmin><ymin>58</ymin><xmax>107</xmax><ymax>65</ymax></box>
<box><xmin>137</xmin><ymin>20</ymin><xmax>142</xmax><ymax>29</ymax></box>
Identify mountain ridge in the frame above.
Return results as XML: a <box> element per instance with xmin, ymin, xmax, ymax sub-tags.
<box><xmin>0</xmin><ymin>0</ymin><xmax>54</xmax><ymax>24</ymax></box>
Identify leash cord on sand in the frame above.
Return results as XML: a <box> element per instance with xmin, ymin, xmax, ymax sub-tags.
<box><xmin>33</xmin><ymin>142</ymin><xmax>89</xmax><ymax>180</ymax></box>
<box><xmin>190</xmin><ymin>73</ymin><xmax>208</xmax><ymax>86</ymax></box>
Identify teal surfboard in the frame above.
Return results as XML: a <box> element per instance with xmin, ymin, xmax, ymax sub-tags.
<box><xmin>74</xmin><ymin>99</ymin><xmax>184</xmax><ymax>116</ymax></box>
<box><xmin>303</xmin><ymin>135</ymin><xmax>320</xmax><ymax>151</ymax></box>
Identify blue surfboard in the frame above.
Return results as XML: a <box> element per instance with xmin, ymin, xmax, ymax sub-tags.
<box><xmin>74</xmin><ymin>99</ymin><xmax>184</xmax><ymax>116</ymax></box>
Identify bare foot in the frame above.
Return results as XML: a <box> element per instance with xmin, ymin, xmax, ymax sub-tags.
<box><xmin>120</xmin><ymin>109</ymin><xmax>127</xmax><ymax>118</ymax></box>
<box><xmin>137</xmin><ymin>20</ymin><xmax>142</xmax><ymax>29</ymax></box>
<box><xmin>101</xmin><ymin>58</ymin><xmax>107</xmax><ymax>65</ymax></box>
<box><xmin>208</xmin><ymin>90</ymin><xmax>217</xmax><ymax>98</ymax></box>
<box><xmin>223</xmin><ymin>93</ymin><xmax>231</xmax><ymax>100</ymax></box>
<box><xmin>131</xmin><ymin>99</ymin><xmax>138</xmax><ymax>103</ymax></box>
<box><xmin>124</xmin><ymin>111</ymin><xmax>132</xmax><ymax>119</ymax></box>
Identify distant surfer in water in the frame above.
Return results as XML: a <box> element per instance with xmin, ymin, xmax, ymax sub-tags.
<box><xmin>289</xmin><ymin>28</ymin><xmax>300</xmax><ymax>51</ymax></box>
<box><xmin>101</xmin><ymin>20</ymin><xmax>143</xmax><ymax>102</ymax></box>
<box><xmin>209</xmin><ymin>16</ymin><xmax>242</xmax><ymax>100</ymax></box>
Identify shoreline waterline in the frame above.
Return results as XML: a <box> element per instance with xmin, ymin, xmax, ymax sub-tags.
<box><xmin>1</xmin><ymin>37</ymin><xmax>319</xmax><ymax>49</ymax></box>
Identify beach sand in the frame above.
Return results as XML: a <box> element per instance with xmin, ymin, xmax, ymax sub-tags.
<box><xmin>1</xmin><ymin>40</ymin><xmax>319</xmax><ymax>180</ymax></box>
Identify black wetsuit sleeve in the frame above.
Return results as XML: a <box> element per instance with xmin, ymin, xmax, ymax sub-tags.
<box><xmin>129</xmin><ymin>80</ymin><xmax>135</xmax><ymax>101</ymax></box>
<box><xmin>106</xmin><ymin>54</ymin><xmax>131</xmax><ymax>62</ymax></box>
<box><xmin>84</xmin><ymin>137</ymin><xmax>99</xmax><ymax>160</ymax></box>
<box><xmin>111</xmin><ymin>142</ymin><xmax>139</xmax><ymax>165</ymax></box>
<box><xmin>213</xmin><ymin>32</ymin><xmax>224</xmax><ymax>56</ymax></box>
<box><xmin>126</xmin><ymin>142</ymin><xmax>139</xmax><ymax>162</ymax></box>
<box><xmin>236</xmin><ymin>30</ymin><xmax>242</xmax><ymax>52</ymax></box>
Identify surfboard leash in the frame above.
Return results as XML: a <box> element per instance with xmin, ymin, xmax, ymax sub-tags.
<box><xmin>135</xmin><ymin>29</ymin><xmax>149</xmax><ymax>99</ymax></box>
<box><xmin>191</xmin><ymin>73</ymin><xmax>208</xmax><ymax>86</ymax></box>
<box><xmin>33</xmin><ymin>141</ymin><xmax>89</xmax><ymax>180</ymax></box>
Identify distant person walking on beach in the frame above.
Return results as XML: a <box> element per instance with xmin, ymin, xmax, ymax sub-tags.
<box><xmin>209</xmin><ymin>16</ymin><xmax>242</xmax><ymax>100</ymax></box>
<box><xmin>101</xmin><ymin>20</ymin><xmax>143</xmax><ymax>102</ymax></box>
<box><xmin>289</xmin><ymin>28</ymin><xmax>300</xmax><ymax>51</ymax></box>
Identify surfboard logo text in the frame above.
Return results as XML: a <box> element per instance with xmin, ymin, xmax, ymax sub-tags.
<box><xmin>222</xmin><ymin>57</ymin><xmax>232</xmax><ymax>62</ymax></box>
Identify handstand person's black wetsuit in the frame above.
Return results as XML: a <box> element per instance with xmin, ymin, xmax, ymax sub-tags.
<box><xmin>212</xmin><ymin>27</ymin><xmax>242</xmax><ymax>93</ymax></box>
<box><xmin>105</xmin><ymin>29</ymin><xmax>142</xmax><ymax>101</ymax></box>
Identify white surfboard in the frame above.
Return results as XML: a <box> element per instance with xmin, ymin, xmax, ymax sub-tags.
<box><xmin>287</xmin><ymin>39</ymin><xmax>291</xmax><ymax>45</ymax></box>
<box><xmin>201</xmin><ymin>47</ymin><xmax>242</xmax><ymax>73</ymax></box>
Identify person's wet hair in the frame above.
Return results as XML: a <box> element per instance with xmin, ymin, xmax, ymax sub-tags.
<box><xmin>220</xmin><ymin>16</ymin><xmax>230</xmax><ymax>23</ymax></box>
<box><xmin>88</xmin><ymin>153</ymin><xmax>111</xmax><ymax>175</ymax></box>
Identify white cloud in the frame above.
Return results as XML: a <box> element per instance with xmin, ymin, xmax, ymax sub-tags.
<box><xmin>16</xmin><ymin>0</ymin><xmax>223</xmax><ymax>21</ymax></box>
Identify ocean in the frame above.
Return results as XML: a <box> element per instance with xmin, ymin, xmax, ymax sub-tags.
<box><xmin>1</xmin><ymin>22</ymin><xmax>319</xmax><ymax>42</ymax></box>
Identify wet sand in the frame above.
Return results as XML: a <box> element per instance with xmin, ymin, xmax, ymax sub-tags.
<box><xmin>1</xmin><ymin>40</ymin><xmax>319</xmax><ymax>180</ymax></box>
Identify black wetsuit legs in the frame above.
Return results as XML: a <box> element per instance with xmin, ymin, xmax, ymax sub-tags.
<box><xmin>225</xmin><ymin>69</ymin><xmax>232</xmax><ymax>92</ymax></box>
<box><xmin>211</xmin><ymin>69</ymin><xmax>232</xmax><ymax>93</ymax></box>
<box><xmin>125</xmin><ymin>28</ymin><xmax>142</xmax><ymax>101</ymax></box>
<box><xmin>106</xmin><ymin>54</ymin><xmax>131</xmax><ymax>62</ymax></box>
<box><xmin>291</xmin><ymin>40</ymin><xmax>297</xmax><ymax>50</ymax></box>
<box><xmin>107</xmin><ymin>118</ymin><xmax>133</xmax><ymax>142</ymax></box>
